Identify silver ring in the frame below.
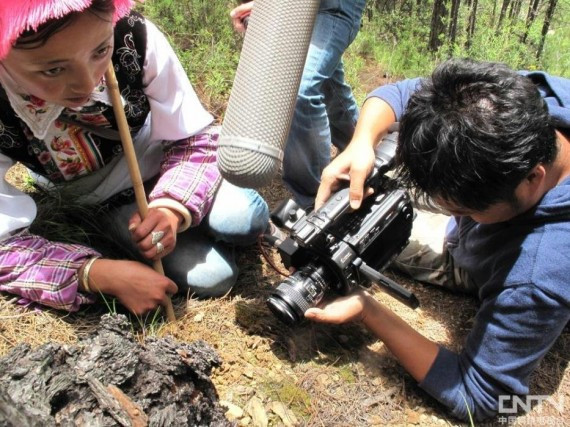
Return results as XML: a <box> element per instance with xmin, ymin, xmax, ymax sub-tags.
<box><xmin>151</xmin><ymin>230</ymin><xmax>164</xmax><ymax>245</ymax></box>
<box><xmin>156</xmin><ymin>241</ymin><xmax>165</xmax><ymax>255</ymax></box>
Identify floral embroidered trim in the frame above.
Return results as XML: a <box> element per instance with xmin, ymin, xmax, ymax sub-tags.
<box><xmin>0</xmin><ymin>64</ymin><xmax>114</xmax><ymax>141</ymax></box>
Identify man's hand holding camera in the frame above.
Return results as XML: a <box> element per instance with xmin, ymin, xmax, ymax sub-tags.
<box><xmin>316</xmin><ymin>142</ymin><xmax>376</xmax><ymax>211</ymax></box>
<box><xmin>316</xmin><ymin>97</ymin><xmax>398</xmax><ymax>211</ymax></box>
<box><xmin>305</xmin><ymin>289</ymin><xmax>370</xmax><ymax>324</ymax></box>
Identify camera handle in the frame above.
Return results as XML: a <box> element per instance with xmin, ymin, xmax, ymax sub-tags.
<box><xmin>297</xmin><ymin>130</ymin><xmax>402</xmax><ymax>240</ymax></box>
<box><xmin>354</xmin><ymin>258</ymin><xmax>420</xmax><ymax>309</ymax></box>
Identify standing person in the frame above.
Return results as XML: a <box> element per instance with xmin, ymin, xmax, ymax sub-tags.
<box><xmin>231</xmin><ymin>0</ymin><xmax>366</xmax><ymax>208</ymax></box>
<box><xmin>310</xmin><ymin>58</ymin><xmax>570</xmax><ymax>420</ymax></box>
<box><xmin>0</xmin><ymin>0</ymin><xmax>268</xmax><ymax>315</ymax></box>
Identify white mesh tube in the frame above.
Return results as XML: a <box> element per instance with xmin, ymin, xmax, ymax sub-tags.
<box><xmin>218</xmin><ymin>0</ymin><xmax>320</xmax><ymax>188</ymax></box>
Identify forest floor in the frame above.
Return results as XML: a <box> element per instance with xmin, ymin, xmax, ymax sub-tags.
<box><xmin>1</xmin><ymin>61</ymin><xmax>569</xmax><ymax>426</ymax></box>
<box><xmin>2</xmin><ymin>164</ymin><xmax>569</xmax><ymax>426</ymax></box>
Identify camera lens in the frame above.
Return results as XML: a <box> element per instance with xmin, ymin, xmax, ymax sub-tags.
<box><xmin>267</xmin><ymin>264</ymin><xmax>331</xmax><ymax>325</ymax></box>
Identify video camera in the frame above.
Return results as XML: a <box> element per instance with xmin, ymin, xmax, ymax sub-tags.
<box><xmin>267</xmin><ymin>130</ymin><xmax>419</xmax><ymax>325</ymax></box>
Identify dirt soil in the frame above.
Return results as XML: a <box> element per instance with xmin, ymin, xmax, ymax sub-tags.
<box><xmin>1</xmin><ymin>163</ymin><xmax>569</xmax><ymax>426</ymax></box>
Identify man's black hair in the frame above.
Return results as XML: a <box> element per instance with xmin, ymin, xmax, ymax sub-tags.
<box><xmin>395</xmin><ymin>58</ymin><xmax>557</xmax><ymax>211</ymax></box>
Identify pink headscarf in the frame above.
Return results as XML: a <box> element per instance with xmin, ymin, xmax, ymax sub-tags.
<box><xmin>0</xmin><ymin>0</ymin><xmax>137</xmax><ymax>60</ymax></box>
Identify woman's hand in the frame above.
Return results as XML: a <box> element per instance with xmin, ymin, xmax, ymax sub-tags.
<box><xmin>128</xmin><ymin>207</ymin><xmax>181</xmax><ymax>260</ymax></box>
<box><xmin>304</xmin><ymin>289</ymin><xmax>372</xmax><ymax>324</ymax></box>
<box><xmin>88</xmin><ymin>259</ymin><xmax>178</xmax><ymax>316</ymax></box>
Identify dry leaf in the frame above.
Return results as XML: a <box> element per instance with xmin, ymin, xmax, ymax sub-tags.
<box><xmin>268</xmin><ymin>401</ymin><xmax>298</xmax><ymax>427</ymax></box>
<box><xmin>406</xmin><ymin>409</ymin><xmax>421</xmax><ymax>424</ymax></box>
<box><xmin>245</xmin><ymin>396</ymin><xmax>268</xmax><ymax>427</ymax></box>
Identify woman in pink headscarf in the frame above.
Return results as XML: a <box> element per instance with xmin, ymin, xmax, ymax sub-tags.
<box><xmin>0</xmin><ymin>0</ymin><xmax>268</xmax><ymax>315</ymax></box>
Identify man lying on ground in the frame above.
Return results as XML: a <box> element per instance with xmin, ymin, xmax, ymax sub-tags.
<box><xmin>308</xmin><ymin>58</ymin><xmax>570</xmax><ymax>421</ymax></box>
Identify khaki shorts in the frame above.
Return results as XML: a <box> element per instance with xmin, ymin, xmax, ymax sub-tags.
<box><xmin>392</xmin><ymin>210</ymin><xmax>478</xmax><ymax>295</ymax></box>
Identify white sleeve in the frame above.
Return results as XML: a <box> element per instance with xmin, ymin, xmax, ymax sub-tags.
<box><xmin>0</xmin><ymin>155</ymin><xmax>36</xmax><ymax>240</ymax></box>
<box><xmin>142</xmin><ymin>19</ymin><xmax>214</xmax><ymax>142</ymax></box>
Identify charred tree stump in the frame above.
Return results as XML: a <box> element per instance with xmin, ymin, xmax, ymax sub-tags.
<box><xmin>0</xmin><ymin>315</ymin><xmax>231</xmax><ymax>427</ymax></box>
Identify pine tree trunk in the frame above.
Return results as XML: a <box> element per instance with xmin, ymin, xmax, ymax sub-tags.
<box><xmin>448</xmin><ymin>0</ymin><xmax>461</xmax><ymax>46</ymax></box>
<box><xmin>428</xmin><ymin>0</ymin><xmax>449</xmax><ymax>52</ymax></box>
<box><xmin>466</xmin><ymin>0</ymin><xmax>479</xmax><ymax>49</ymax></box>
<box><xmin>537</xmin><ymin>0</ymin><xmax>558</xmax><ymax>59</ymax></box>
<box><xmin>522</xmin><ymin>0</ymin><xmax>541</xmax><ymax>43</ymax></box>
<box><xmin>497</xmin><ymin>0</ymin><xmax>511</xmax><ymax>31</ymax></box>
<box><xmin>509</xmin><ymin>0</ymin><xmax>523</xmax><ymax>19</ymax></box>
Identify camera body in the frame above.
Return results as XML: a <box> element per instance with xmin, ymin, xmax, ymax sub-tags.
<box><xmin>267</xmin><ymin>131</ymin><xmax>419</xmax><ymax>325</ymax></box>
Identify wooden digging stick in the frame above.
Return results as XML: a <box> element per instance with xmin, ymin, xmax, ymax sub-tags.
<box><xmin>105</xmin><ymin>63</ymin><xmax>176</xmax><ymax>322</ymax></box>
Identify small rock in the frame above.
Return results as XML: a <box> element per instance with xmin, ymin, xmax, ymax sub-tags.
<box><xmin>220</xmin><ymin>400</ymin><xmax>244</xmax><ymax>421</ymax></box>
<box><xmin>235</xmin><ymin>385</ymin><xmax>255</xmax><ymax>396</ymax></box>
<box><xmin>243</xmin><ymin>367</ymin><xmax>255</xmax><ymax>379</ymax></box>
<box><xmin>316</xmin><ymin>373</ymin><xmax>330</xmax><ymax>386</ymax></box>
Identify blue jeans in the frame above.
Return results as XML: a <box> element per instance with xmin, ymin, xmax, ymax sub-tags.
<box><xmin>282</xmin><ymin>0</ymin><xmax>366</xmax><ymax>208</ymax></box>
<box><xmin>105</xmin><ymin>180</ymin><xmax>269</xmax><ymax>298</ymax></box>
